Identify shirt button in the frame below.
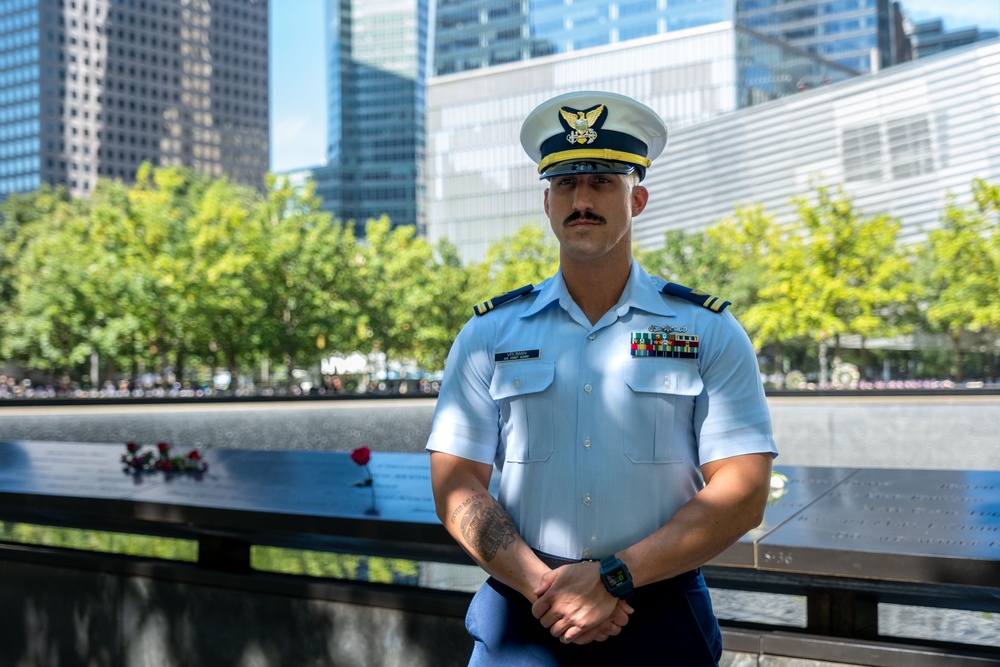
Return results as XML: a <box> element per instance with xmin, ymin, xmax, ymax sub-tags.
<box><xmin>663</xmin><ymin>377</ymin><xmax>672</xmax><ymax>389</ymax></box>
<box><xmin>513</xmin><ymin>378</ymin><xmax>521</xmax><ymax>389</ymax></box>
<box><xmin>583</xmin><ymin>495</ymin><xmax>591</xmax><ymax>506</ymax></box>
<box><xmin>584</xmin><ymin>383</ymin><xmax>593</xmax><ymax>393</ymax></box>
<box><xmin>588</xmin><ymin>333</ymin><xmax>596</xmax><ymax>341</ymax></box>
<box><xmin>583</xmin><ymin>438</ymin><xmax>591</xmax><ymax>449</ymax></box>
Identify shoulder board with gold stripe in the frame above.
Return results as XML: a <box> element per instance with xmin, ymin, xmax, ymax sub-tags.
<box><xmin>473</xmin><ymin>284</ymin><xmax>534</xmax><ymax>317</ymax></box>
<box><xmin>660</xmin><ymin>282</ymin><xmax>731</xmax><ymax>313</ymax></box>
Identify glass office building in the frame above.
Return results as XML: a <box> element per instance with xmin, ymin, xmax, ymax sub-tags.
<box><xmin>907</xmin><ymin>18</ymin><xmax>999</xmax><ymax>59</ymax></box>
<box><xmin>0</xmin><ymin>0</ymin><xmax>41</xmax><ymax>196</ymax></box>
<box><xmin>434</xmin><ymin>0</ymin><xmax>915</xmax><ymax>77</ymax></box>
<box><xmin>435</xmin><ymin>0</ymin><xmax>735</xmax><ymax>75</ymax></box>
<box><xmin>0</xmin><ymin>0</ymin><xmax>269</xmax><ymax>199</ymax></box>
<box><xmin>316</xmin><ymin>0</ymin><xmax>430</xmax><ymax>236</ymax></box>
<box><xmin>739</xmin><ymin>0</ymin><xmax>899</xmax><ymax>72</ymax></box>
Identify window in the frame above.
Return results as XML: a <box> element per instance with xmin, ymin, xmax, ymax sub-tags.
<box><xmin>841</xmin><ymin>123</ymin><xmax>882</xmax><ymax>181</ymax></box>
<box><xmin>887</xmin><ymin>115</ymin><xmax>933</xmax><ymax>179</ymax></box>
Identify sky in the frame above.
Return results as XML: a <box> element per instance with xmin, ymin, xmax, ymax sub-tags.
<box><xmin>270</xmin><ymin>0</ymin><xmax>327</xmax><ymax>173</ymax></box>
<box><xmin>267</xmin><ymin>0</ymin><xmax>1000</xmax><ymax>174</ymax></box>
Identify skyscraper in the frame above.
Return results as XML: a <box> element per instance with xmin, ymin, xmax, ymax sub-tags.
<box><xmin>738</xmin><ymin>0</ymin><xmax>907</xmax><ymax>72</ymax></box>
<box><xmin>313</xmin><ymin>0</ymin><xmax>430</xmax><ymax>236</ymax></box>
<box><xmin>906</xmin><ymin>18</ymin><xmax>999</xmax><ymax>59</ymax></box>
<box><xmin>0</xmin><ymin>0</ymin><xmax>268</xmax><ymax>200</ymax></box>
<box><xmin>433</xmin><ymin>0</ymin><xmax>916</xmax><ymax>77</ymax></box>
<box><xmin>434</xmin><ymin>0</ymin><xmax>736</xmax><ymax>75</ymax></box>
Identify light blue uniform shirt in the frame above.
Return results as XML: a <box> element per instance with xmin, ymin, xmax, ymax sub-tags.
<box><xmin>427</xmin><ymin>260</ymin><xmax>777</xmax><ymax>560</ymax></box>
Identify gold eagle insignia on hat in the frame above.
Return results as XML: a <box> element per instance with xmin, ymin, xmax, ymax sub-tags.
<box><xmin>559</xmin><ymin>104</ymin><xmax>605</xmax><ymax>145</ymax></box>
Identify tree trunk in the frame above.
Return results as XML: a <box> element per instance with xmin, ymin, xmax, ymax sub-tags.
<box><xmin>951</xmin><ymin>331</ymin><xmax>964</xmax><ymax>382</ymax></box>
<box><xmin>174</xmin><ymin>348</ymin><xmax>184</xmax><ymax>387</ymax></box>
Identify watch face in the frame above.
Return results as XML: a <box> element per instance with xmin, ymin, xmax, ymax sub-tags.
<box><xmin>605</xmin><ymin>567</ymin><xmax>628</xmax><ymax>587</ymax></box>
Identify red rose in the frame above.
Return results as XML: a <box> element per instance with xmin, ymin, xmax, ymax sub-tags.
<box><xmin>187</xmin><ymin>449</ymin><xmax>201</xmax><ymax>460</ymax></box>
<box><xmin>157</xmin><ymin>442</ymin><xmax>170</xmax><ymax>453</ymax></box>
<box><xmin>350</xmin><ymin>446</ymin><xmax>371</xmax><ymax>466</ymax></box>
<box><xmin>126</xmin><ymin>441</ymin><xmax>138</xmax><ymax>453</ymax></box>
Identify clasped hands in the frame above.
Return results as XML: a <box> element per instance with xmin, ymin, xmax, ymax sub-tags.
<box><xmin>530</xmin><ymin>560</ymin><xmax>634</xmax><ymax>645</ymax></box>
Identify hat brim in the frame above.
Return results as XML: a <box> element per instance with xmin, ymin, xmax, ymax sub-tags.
<box><xmin>539</xmin><ymin>159</ymin><xmax>639</xmax><ymax>180</ymax></box>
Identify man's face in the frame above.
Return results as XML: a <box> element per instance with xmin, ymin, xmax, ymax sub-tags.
<box><xmin>543</xmin><ymin>172</ymin><xmax>648</xmax><ymax>263</ymax></box>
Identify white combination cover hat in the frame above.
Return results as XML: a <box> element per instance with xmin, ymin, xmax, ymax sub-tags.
<box><xmin>520</xmin><ymin>91</ymin><xmax>668</xmax><ymax>181</ymax></box>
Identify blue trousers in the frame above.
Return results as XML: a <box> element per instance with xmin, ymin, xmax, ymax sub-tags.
<box><xmin>465</xmin><ymin>569</ymin><xmax>722</xmax><ymax>666</ymax></box>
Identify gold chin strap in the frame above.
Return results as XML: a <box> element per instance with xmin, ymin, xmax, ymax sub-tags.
<box><xmin>539</xmin><ymin>148</ymin><xmax>650</xmax><ymax>173</ymax></box>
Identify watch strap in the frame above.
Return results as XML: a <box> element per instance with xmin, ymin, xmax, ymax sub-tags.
<box><xmin>599</xmin><ymin>554</ymin><xmax>634</xmax><ymax>599</ymax></box>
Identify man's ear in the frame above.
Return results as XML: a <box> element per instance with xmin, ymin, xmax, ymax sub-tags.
<box><xmin>631</xmin><ymin>185</ymin><xmax>649</xmax><ymax>216</ymax></box>
<box><xmin>543</xmin><ymin>187</ymin><xmax>550</xmax><ymax>216</ymax></box>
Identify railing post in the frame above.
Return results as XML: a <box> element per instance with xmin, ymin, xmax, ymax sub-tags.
<box><xmin>806</xmin><ymin>588</ymin><xmax>879</xmax><ymax>639</ymax></box>
<box><xmin>198</xmin><ymin>534</ymin><xmax>252</xmax><ymax>573</ymax></box>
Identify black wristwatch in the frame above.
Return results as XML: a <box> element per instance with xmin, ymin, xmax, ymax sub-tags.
<box><xmin>599</xmin><ymin>554</ymin><xmax>634</xmax><ymax>599</ymax></box>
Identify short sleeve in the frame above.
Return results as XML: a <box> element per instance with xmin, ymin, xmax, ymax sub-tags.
<box><xmin>693</xmin><ymin>311</ymin><xmax>778</xmax><ymax>464</ymax></box>
<box><xmin>425</xmin><ymin>318</ymin><xmax>502</xmax><ymax>465</ymax></box>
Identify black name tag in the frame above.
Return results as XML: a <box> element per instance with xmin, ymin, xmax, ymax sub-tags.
<box><xmin>495</xmin><ymin>349</ymin><xmax>540</xmax><ymax>362</ymax></box>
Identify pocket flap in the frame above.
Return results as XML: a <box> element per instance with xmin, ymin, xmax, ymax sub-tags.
<box><xmin>489</xmin><ymin>361</ymin><xmax>555</xmax><ymax>400</ymax></box>
<box><xmin>625</xmin><ymin>361</ymin><xmax>703</xmax><ymax>396</ymax></box>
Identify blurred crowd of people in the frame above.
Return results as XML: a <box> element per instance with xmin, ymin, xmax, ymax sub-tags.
<box><xmin>0</xmin><ymin>373</ymin><xmax>442</xmax><ymax>400</ymax></box>
<box><xmin>0</xmin><ymin>371</ymin><xmax>986</xmax><ymax>401</ymax></box>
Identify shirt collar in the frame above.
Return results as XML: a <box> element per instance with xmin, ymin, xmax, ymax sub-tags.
<box><xmin>520</xmin><ymin>259</ymin><xmax>677</xmax><ymax>319</ymax></box>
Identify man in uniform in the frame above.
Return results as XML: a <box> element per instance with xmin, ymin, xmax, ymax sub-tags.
<box><xmin>427</xmin><ymin>91</ymin><xmax>777</xmax><ymax>666</ymax></box>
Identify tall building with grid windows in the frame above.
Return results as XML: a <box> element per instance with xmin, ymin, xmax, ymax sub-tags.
<box><xmin>433</xmin><ymin>0</ymin><xmax>922</xmax><ymax>77</ymax></box>
<box><xmin>738</xmin><ymin>0</ymin><xmax>908</xmax><ymax>72</ymax></box>
<box><xmin>435</xmin><ymin>0</ymin><xmax>736</xmax><ymax>75</ymax></box>
<box><xmin>304</xmin><ymin>0</ymin><xmax>430</xmax><ymax>237</ymax></box>
<box><xmin>0</xmin><ymin>0</ymin><xmax>268</xmax><ymax>200</ymax></box>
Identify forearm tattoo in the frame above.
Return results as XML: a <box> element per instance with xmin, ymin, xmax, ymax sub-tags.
<box><xmin>453</xmin><ymin>493</ymin><xmax>517</xmax><ymax>563</ymax></box>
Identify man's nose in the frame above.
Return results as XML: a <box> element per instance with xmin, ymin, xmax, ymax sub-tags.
<box><xmin>572</xmin><ymin>184</ymin><xmax>593</xmax><ymax>211</ymax></box>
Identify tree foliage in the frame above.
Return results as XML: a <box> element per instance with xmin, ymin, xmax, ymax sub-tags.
<box><xmin>475</xmin><ymin>223</ymin><xmax>559</xmax><ymax>296</ymax></box>
<box><xmin>916</xmin><ymin>179</ymin><xmax>1000</xmax><ymax>380</ymax></box>
<box><xmin>0</xmin><ymin>171</ymin><xmax>997</xmax><ymax>387</ymax></box>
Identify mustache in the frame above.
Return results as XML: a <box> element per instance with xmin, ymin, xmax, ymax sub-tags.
<box><xmin>563</xmin><ymin>211</ymin><xmax>607</xmax><ymax>226</ymax></box>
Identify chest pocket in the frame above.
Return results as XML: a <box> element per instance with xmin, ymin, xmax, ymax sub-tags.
<box><xmin>623</xmin><ymin>362</ymin><xmax>704</xmax><ymax>463</ymax></box>
<box><xmin>489</xmin><ymin>361</ymin><xmax>556</xmax><ymax>463</ymax></box>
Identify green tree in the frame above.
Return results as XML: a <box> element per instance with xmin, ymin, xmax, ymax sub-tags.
<box><xmin>357</xmin><ymin>216</ymin><xmax>442</xmax><ymax>365</ymax></box>
<box><xmin>77</xmin><ymin>179</ymin><xmax>147</xmax><ymax>381</ymax></box>
<box><xmin>753</xmin><ymin>186</ymin><xmax>913</xmax><ymax>380</ymax></box>
<box><xmin>741</xmin><ymin>218</ymin><xmax>813</xmax><ymax>361</ymax></box>
<box><xmin>917</xmin><ymin>182</ymin><xmax>1000</xmax><ymax>381</ymax></box>
<box><xmin>117</xmin><ymin>164</ymin><xmax>215</xmax><ymax>377</ymax></box>
<box><xmin>642</xmin><ymin>205</ymin><xmax>777</xmax><ymax>315</ymax></box>
<box><xmin>971</xmin><ymin>178</ymin><xmax>1000</xmax><ymax>331</ymax></box>
<box><xmin>0</xmin><ymin>186</ymin><xmax>72</xmax><ymax>354</ymax></box>
<box><xmin>411</xmin><ymin>239</ymin><xmax>478</xmax><ymax>370</ymax></box>
<box><xmin>185</xmin><ymin>177</ymin><xmax>267</xmax><ymax>379</ymax></box>
<box><xmin>2</xmin><ymin>196</ymin><xmax>97</xmax><ymax>374</ymax></box>
<box><xmin>640</xmin><ymin>228</ymin><xmax>717</xmax><ymax>289</ymax></box>
<box><xmin>252</xmin><ymin>175</ymin><xmax>363</xmax><ymax>378</ymax></box>
<box><xmin>475</xmin><ymin>223</ymin><xmax>559</xmax><ymax>296</ymax></box>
